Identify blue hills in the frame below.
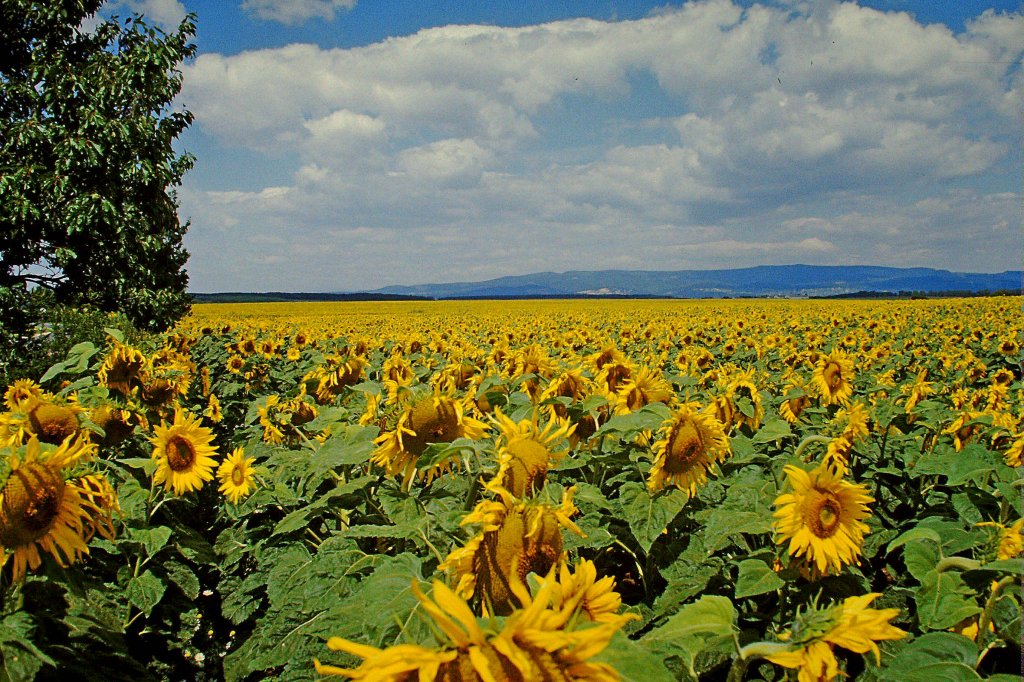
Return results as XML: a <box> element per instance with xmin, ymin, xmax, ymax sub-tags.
<box><xmin>371</xmin><ymin>265</ymin><xmax>1022</xmax><ymax>299</ymax></box>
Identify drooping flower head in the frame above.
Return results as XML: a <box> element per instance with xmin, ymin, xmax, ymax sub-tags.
<box><xmin>371</xmin><ymin>391</ymin><xmax>488</xmax><ymax>484</ymax></box>
<box><xmin>150</xmin><ymin>409</ymin><xmax>219</xmax><ymax>495</ymax></box>
<box><xmin>440</xmin><ymin>486</ymin><xmax>582</xmax><ymax>615</ymax></box>
<box><xmin>316</xmin><ymin>569</ymin><xmax>633</xmax><ymax>680</ymax></box>
<box><xmin>773</xmin><ymin>463</ymin><xmax>873</xmax><ymax>577</ymax></box>
<box><xmin>485</xmin><ymin>409</ymin><xmax>574</xmax><ymax>498</ymax></box>
<box><xmin>0</xmin><ymin>436</ymin><xmax>116</xmax><ymax>582</ymax></box>
<box><xmin>648</xmin><ymin>402</ymin><xmax>730</xmax><ymax>494</ymax></box>
<box><xmin>766</xmin><ymin>593</ymin><xmax>906</xmax><ymax>682</ymax></box>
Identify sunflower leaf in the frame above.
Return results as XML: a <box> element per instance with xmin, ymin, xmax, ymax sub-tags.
<box><xmin>734</xmin><ymin>558</ymin><xmax>785</xmax><ymax>598</ymax></box>
<box><xmin>617</xmin><ymin>482</ymin><xmax>688</xmax><ymax>554</ymax></box>
<box><xmin>127</xmin><ymin>570</ymin><xmax>166</xmax><ymax>617</ymax></box>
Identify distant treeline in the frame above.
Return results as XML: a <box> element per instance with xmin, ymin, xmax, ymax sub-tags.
<box><xmin>190</xmin><ymin>292</ymin><xmax>431</xmax><ymax>303</ymax></box>
<box><xmin>817</xmin><ymin>289</ymin><xmax>1022</xmax><ymax>299</ymax></box>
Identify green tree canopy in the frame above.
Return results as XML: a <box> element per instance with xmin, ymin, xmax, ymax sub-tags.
<box><xmin>0</xmin><ymin>1</ymin><xmax>196</xmax><ymax>337</ymax></box>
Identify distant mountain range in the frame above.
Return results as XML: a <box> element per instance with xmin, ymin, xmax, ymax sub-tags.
<box><xmin>370</xmin><ymin>265</ymin><xmax>1022</xmax><ymax>299</ymax></box>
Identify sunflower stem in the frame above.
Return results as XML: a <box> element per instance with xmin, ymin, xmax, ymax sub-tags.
<box><xmin>794</xmin><ymin>435</ymin><xmax>831</xmax><ymax>463</ymax></box>
<box><xmin>935</xmin><ymin>556</ymin><xmax>981</xmax><ymax>573</ymax></box>
<box><xmin>976</xmin><ymin>575</ymin><xmax>1016</xmax><ymax>656</ymax></box>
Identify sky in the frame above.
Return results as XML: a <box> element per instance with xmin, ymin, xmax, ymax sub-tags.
<box><xmin>94</xmin><ymin>0</ymin><xmax>1023</xmax><ymax>292</ymax></box>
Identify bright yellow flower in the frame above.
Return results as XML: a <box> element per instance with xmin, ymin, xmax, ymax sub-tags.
<box><xmin>218</xmin><ymin>447</ymin><xmax>256</xmax><ymax>504</ymax></box>
<box><xmin>150</xmin><ymin>410</ymin><xmax>219</xmax><ymax>495</ymax></box>
<box><xmin>773</xmin><ymin>463</ymin><xmax>873</xmax><ymax>576</ymax></box>
<box><xmin>648</xmin><ymin>402</ymin><xmax>730</xmax><ymax>494</ymax></box>
<box><xmin>812</xmin><ymin>349</ymin><xmax>854</xmax><ymax>406</ymax></box>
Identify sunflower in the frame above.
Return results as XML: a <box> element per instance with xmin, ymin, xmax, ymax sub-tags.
<box><xmin>1004</xmin><ymin>432</ymin><xmax>1024</xmax><ymax>467</ymax></box>
<box><xmin>614</xmin><ymin>365</ymin><xmax>673</xmax><ymax>414</ymax></box>
<box><xmin>812</xmin><ymin>349</ymin><xmax>855</xmax><ymax>406</ymax></box>
<box><xmin>316</xmin><ymin>575</ymin><xmax>630</xmax><ymax>681</ymax></box>
<box><xmin>902</xmin><ymin>369</ymin><xmax>933</xmax><ymax>413</ymax></box>
<box><xmin>0</xmin><ymin>436</ymin><xmax>112</xmax><ymax>582</ymax></box>
<box><xmin>440</xmin><ymin>487</ymin><xmax>582</xmax><ymax>615</ymax></box>
<box><xmin>539</xmin><ymin>367</ymin><xmax>589</xmax><ymax>419</ymax></box>
<box><xmin>766</xmin><ymin>593</ymin><xmax>906</xmax><ymax>682</ymax></box>
<box><xmin>371</xmin><ymin>392</ymin><xmax>488</xmax><ymax>484</ymax></box>
<box><xmin>88</xmin><ymin>404</ymin><xmax>139</xmax><ymax>446</ymax></box>
<box><xmin>218</xmin><ymin>446</ymin><xmax>256</xmax><ymax>504</ymax></box>
<box><xmin>150</xmin><ymin>410</ymin><xmax>219</xmax><ymax>495</ymax></box>
<box><xmin>773</xmin><ymin>463</ymin><xmax>873</xmax><ymax>576</ymax></box>
<box><xmin>551</xmin><ymin>559</ymin><xmax>626</xmax><ymax>624</ymax></box>
<box><xmin>648</xmin><ymin>403</ymin><xmax>730</xmax><ymax>494</ymax></box>
<box><xmin>97</xmin><ymin>343</ymin><xmax>147</xmax><ymax>395</ymax></box>
<box><xmin>204</xmin><ymin>393</ymin><xmax>223</xmax><ymax>424</ymax></box>
<box><xmin>779</xmin><ymin>377</ymin><xmax>811</xmax><ymax>424</ymax></box>
<box><xmin>26</xmin><ymin>398</ymin><xmax>83</xmax><ymax>445</ymax></box>
<box><xmin>3</xmin><ymin>379</ymin><xmax>44</xmax><ymax>411</ymax></box>
<box><xmin>485</xmin><ymin>409</ymin><xmax>573</xmax><ymax>498</ymax></box>
<box><xmin>943</xmin><ymin>411</ymin><xmax>983</xmax><ymax>451</ymax></box>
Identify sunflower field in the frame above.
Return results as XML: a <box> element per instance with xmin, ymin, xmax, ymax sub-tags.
<box><xmin>0</xmin><ymin>297</ymin><xmax>1021</xmax><ymax>681</ymax></box>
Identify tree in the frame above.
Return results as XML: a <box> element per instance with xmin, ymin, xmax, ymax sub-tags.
<box><xmin>0</xmin><ymin>1</ymin><xmax>197</xmax><ymax>344</ymax></box>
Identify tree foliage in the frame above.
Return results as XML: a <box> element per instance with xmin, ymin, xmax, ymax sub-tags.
<box><xmin>0</xmin><ymin>1</ymin><xmax>196</xmax><ymax>350</ymax></box>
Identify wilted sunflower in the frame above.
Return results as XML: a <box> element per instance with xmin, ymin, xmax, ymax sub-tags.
<box><xmin>371</xmin><ymin>392</ymin><xmax>488</xmax><ymax>483</ymax></box>
<box><xmin>485</xmin><ymin>409</ymin><xmax>573</xmax><ymax>498</ymax></box>
<box><xmin>812</xmin><ymin>349</ymin><xmax>855</xmax><ymax>406</ymax></box>
<box><xmin>218</xmin><ymin>446</ymin><xmax>256</xmax><ymax>504</ymax></box>
<box><xmin>26</xmin><ymin>398</ymin><xmax>83</xmax><ymax>445</ymax></box>
<box><xmin>97</xmin><ymin>343</ymin><xmax>147</xmax><ymax>395</ymax></box>
<box><xmin>150</xmin><ymin>410</ymin><xmax>219</xmax><ymax>495</ymax></box>
<box><xmin>0</xmin><ymin>436</ymin><xmax>115</xmax><ymax>582</ymax></box>
<box><xmin>766</xmin><ymin>593</ymin><xmax>906</xmax><ymax>682</ymax></box>
<box><xmin>773</xmin><ymin>463</ymin><xmax>873</xmax><ymax>576</ymax></box>
<box><xmin>648</xmin><ymin>403</ymin><xmax>730</xmax><ymax>494</ymax></box>
<box><xmin>316</xmin><ymin>575</ymin><xmax>630</xmax><ymax>681</ymax></box>
<box><xmin>440</xmin><ymin>486</ymin><xmax>582</xmax><ymax>615</ymax></box>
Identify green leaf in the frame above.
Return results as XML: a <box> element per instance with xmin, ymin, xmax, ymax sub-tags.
<box><xmin>617</xmin><ymin>482</ymin><xmax>688</xmax><ymax>554</ymax></box>
<box><xmin>750</xmin><ymin>418</ymin><xmax>793</xmax><ymax>444</ymax></box>
<box><xmin>593</xmin><ymin>631</ymin><xmax>676</xmax><ymax>682</ymax></box>
<box><xmin>888</xmin><ymin>527</ymin><xmax>943</xmax><ymax>553</ymax></box>
<box><xmin>915</xmin><ymin>570</ymin><xmax>981</xmax><ymax>630</ymax></box>
<box><xmin>881</xmin><ymin>632</ymin><xmax>981</xmax><ymax>681</ymax></box>
<box><xmin>0</xmin><ymin>612</ymin><xmax>54</xmax><ymax>681</ymax></box>
<box><xmin>163</xmin><ymin>560</ymin><xmax>201</xmax><ymax>600</ymax></box>
<box><xmin>594</xmin><ymin>403</ymin><xmax>672</xmax><ymax>439</ymax></box>
<box><xmin>904</xmin><ymin>539</ymin><xmax>941</xmax><ymax>582</ymax></box>
<box><xmin>132</xmin><ymin>525</ymin><xmax>172</xmax><ymax>557</ymax></box>
<box><xmin>127</xmin><ymin>570</ymin><xmax>166</xmax><ymax>617</ymax></box>
<box><xmin>734</xmin><ymin>559</ymin><xmax>785</xmax><ymax>598</ymax></box>
<box><xmin>642</xmin><ymin>596</ymin><xmax>736</xmax><ymax>678</ymax></box>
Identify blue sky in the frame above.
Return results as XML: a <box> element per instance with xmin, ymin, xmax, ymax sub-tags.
<box><xmin>96</xmin><ymin>1</ymin><xmax>1022</xmax><ymax>292</ymax></box>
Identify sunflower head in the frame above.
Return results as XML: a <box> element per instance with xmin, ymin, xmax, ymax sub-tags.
<box><xmin>813</xmin><ymin>350</ymin><xmax>855</xmax><ymax>406</ymax></box>
<box><xmin>218</xmin><ymin>446</ymin><xmax>257</xmax><ymax>505</ymax></box>
<box><xmin>648</xmin><ymin>403</ymin><xmax>730</xmax><ymax>494</ymax></box>
<box><xmin>97</xmin><ymin>344</ymin><xmax>147</xmax><ymax>395</ymax></box>
<box><xmin>486</xmin><ymin>409</ymin><xmax>573</xmax><ymax>498</ymax></box>
<box><xmin>150</xmin><ymin>410</ymin><xmax>219</xmax><ymax>496</ymax></box>
<box><xmin>3</xmin><ymin>379</ymin><xmax>44</xmax><ymax>412</ymax></box>
<box><xmin>27</xmin><ymin>399</ymin><xmax>82</xmax><ymax>445</ymax></box>
<box><xmin>0</xmin><ymin>437</ymin><xmax>102</xmax><ymax>581</ymax></box>
<box><xmin>89</xmin><ymin>404</ymin><xmax>138</xmax><ymax>446</ymax></box>
<box><xmin>441</xmin><ymin>487</ymin><xmax>581</xmax><ymax>615</ymax></box>
<box><xmin>773</xmin><ymin>463</ymin><xmax>873</xmax><ymax>577</ymax></box>
<box><xmin>372</xmin><ymin>392</ymin><xmax>488</xmax><ymax>483</ymax></box>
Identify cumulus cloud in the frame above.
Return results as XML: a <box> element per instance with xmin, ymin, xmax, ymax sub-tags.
<box><xmin>178</xmin><ymin>0</ymin><xmax>1023</xmax><ymax>291</ymax></box>
<box><xmin>241</xmin><ymin>0</ymin><xmax>357</xmax><ymax>25</ymax></box>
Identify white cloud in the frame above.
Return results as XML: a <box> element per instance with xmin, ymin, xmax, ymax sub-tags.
<box><xmin>241</xmin><ymin>0</ymin><xmax>357</xmax><ymax>25</ymax></box>
<box><xmin>179</xmin><ymin>0</ymin><xmax>1023</xmax><ymax>291</ymax></box>
<box><xmin>111</xmin><ymin>0</ymin><xmax>186</xmax><ymax>27</ymax></box>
